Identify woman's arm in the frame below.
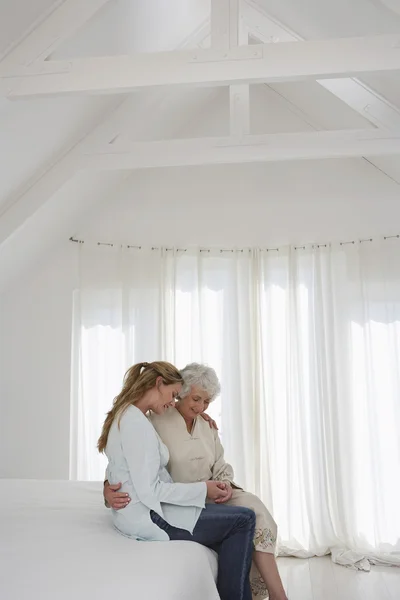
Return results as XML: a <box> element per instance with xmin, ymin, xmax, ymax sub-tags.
<box><xmin>103</xmin><ymin>480</ymin><xmax>130</xmax><ymax>509</ymax></box>
<box><xmin>211</xmin><ymin>430</ymin><xmax>235</xmax><ymax>484</ymax></box>
<box><xmin>211</xmin><ymin>432</ymin><xmax>241</xmax><ymax>503</ymax></box>
<box><xmin>120</xmin><ymin>410</ymin><xmax>207</xmax><ymax>508</ymax></box>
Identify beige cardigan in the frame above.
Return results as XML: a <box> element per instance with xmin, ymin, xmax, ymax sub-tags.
<box><xmin>149</xmin><ymin>407</ymin><xmax>238</xmax><ymax>487</ymax></box>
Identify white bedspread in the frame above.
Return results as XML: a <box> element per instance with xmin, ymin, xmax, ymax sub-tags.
<box><xmin>0</xmin><ymin>479</ymin><xmax>219</xmax><ymax>600</ymax></box>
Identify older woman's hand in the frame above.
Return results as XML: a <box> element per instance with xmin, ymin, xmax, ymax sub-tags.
<box><xmin>214</xmin><ymin>482</ymin><xmax>233</xmax><ymax>504</ymax></box>
<box><xmin>206</xmin><ymin>480</ymin><xmax>228</xmax><ymax>502</ymax></box>
<box><xmin>200</xmin><ymin>412</ymin><xmax>218</xmax><ymax>429</ymax></box>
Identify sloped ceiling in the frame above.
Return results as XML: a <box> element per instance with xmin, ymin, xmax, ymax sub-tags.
<box><xmin>256</xmin><ymin>0</ymin><xmax>400</xmax><ymax>37</ymax></box>
<box><xmin>0</xmin><ymin>0</ymin><xmax>399</xmax><ymax>290</ymax></box>
<box><xmin>0</xmin><ymin>0</ymin><xmax>56</xmax><ymax>59</ymax></box>
<box><xmin>50</xmin><ymin>0</ymin><xmax>210</xmax><ymax>58</ymax></box>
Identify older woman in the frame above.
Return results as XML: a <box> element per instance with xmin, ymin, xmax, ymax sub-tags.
<box><xmin>105</xmin><ymin>363</ymin><xmax>287</xmax><ymax>600</ymax></box>
<box><xmin>99</xmin><ymin>361</ymin><xmax>256</xmax><ymax>600</ymax></box>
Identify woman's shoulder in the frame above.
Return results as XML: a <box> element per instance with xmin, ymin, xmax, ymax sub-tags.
<box><xmin>196</xmin><ymin>415</ymin><xmax>219</xmax><ymax>439</ymax></box>
<box><xmin>123</xmin><ymin>404</ymin><xmax>142</xmax><ymax>418</ymax></box>
<box><xmin>149</xmin><ymin>406</ymin><xmax>178</xmax><ymax>426</ymax></box>
<box><xmin>120</xmin><ymin>405</ymin><xmax>150</xmax><ymax>427</ymax></box>
<box><xmin>119</xmin><ymin>406</ymin><xmax>158</xmax><ymax>444</ymax></box>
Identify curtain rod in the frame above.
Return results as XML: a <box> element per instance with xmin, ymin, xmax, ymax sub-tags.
<box><xmin>69</xmin><ymin>235</ymin><xmax>400</xmax><ymax>252</ymax></box>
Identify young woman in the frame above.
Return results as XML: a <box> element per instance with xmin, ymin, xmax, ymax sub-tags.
<box><xmin>98</xmin><ymin>361</ymin><xmax>256</xmax><ymax>600</ymax></box>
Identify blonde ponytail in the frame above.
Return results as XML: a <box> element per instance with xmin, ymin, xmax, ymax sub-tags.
<box><xmin>97</xmin><ymin>361</ymin><xmax>182</xmax><ymax>453</ymax></box>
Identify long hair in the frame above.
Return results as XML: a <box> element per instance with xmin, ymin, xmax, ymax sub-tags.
<box><xmin>97</xmin><ymin>361</ymin><xmax>182</xmax><ymax>453</ymax></box>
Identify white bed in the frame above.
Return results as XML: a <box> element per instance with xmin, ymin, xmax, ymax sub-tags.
<box><xmin>0</xmin><ymin>479</ymin><xmax>219</xmax><ymax>600</ymax></box>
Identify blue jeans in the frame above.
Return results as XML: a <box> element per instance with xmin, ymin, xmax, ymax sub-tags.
<box><xmin>151</xmin><ymin>504</ymin><xmax>255</xmax><ymax>600</ymax></box>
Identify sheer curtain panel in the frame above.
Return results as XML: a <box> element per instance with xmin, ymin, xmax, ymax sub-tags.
<box><xmin>71</xmin><ymin>240</ymin><xmax>400</xmax><ymax>568</ymax></box>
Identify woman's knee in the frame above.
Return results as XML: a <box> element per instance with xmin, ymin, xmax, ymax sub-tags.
<box><xmin>244</xmin><ymin>494</ymin><xmax>277</xmax><ymax>532</ymax></box>
<box><xmin>235</xmin><ymin>506</ymin><xmax>256</xmax><ymax>529</ymax></box>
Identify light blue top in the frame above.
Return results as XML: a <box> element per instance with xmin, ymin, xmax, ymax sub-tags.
<box><xmin>105</xmin><ymin>405</ymin><xmax>207</xmax><ymax>541</ymax></box>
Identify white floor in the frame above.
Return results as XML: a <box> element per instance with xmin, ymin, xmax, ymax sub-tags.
<box><xmin>277</xmin><ymin>557</ymin><xmax>400</xmax><ymax>600</ymax></box>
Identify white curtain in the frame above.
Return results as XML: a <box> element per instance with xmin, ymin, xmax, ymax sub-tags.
<box><xmin>71</xmin><ymin>239</ymin><xmax>400</xmax><ymax>568</ymax></box>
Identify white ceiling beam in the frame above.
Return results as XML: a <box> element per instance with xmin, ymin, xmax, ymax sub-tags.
<box><xmin>320</xmin><ymin>78</ymin><xmax>400</xmax><ymax>131</ymax></box>
<box><xmin>3</xmin><ymin>33</ymin><xmax>400</xmax><ymax>98</ymax></box>
<box><xmin>244</xmin><ymin>0</ymin><xmax>299</xmax><ymax>43</ymax></box>
<box><xmin>211</xmin><ymin>1</ymin><xmax>250</xmax><ymax>137</ymax></box>
<box><xmin>181</xmin><ymin>18</ymin><xmax>211</xmax><ymax>50</ymax></box>
<box><xmin>211</xmin><ymin>0</ymin><xmax>246</xmax><ymax>49</ymax></box>
<box><xmin>0</xmin><ymin>0</ymin><xmax>111</xmax><ymax>70</ymax></box>
<box><xmin>243</xmin><ymin>0</ymin><xmax>400</xmax><ymax>131</ymax></box>
<box><xmin>211</xmin><ymin>0</ymin><xmax>233</xmax><ymax>50</ymax></box>
<box><xmin>80</xmin><ymin>129</ymin><xmax>400</xmax><ymax>170</ymax></box>
<box><xmin>229</xmin><ymin>2</ymin><xmax>250</xmax><ymax>137</ymax></box>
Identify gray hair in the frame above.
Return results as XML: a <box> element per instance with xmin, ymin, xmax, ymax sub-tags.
<box><xmin>179</xmin><ymin>363</ymin><xmax>221</xmax><ymax>402</ymax></box>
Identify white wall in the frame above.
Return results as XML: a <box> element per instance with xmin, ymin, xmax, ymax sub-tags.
<box><xmin>1</xmin><ymin>158</ymin><xmax>400</xmax><ymax>479</ymax></box>
<box><xmin>0</xmin><ymin>243</ymin><xmax>78</xmax><ymax>479</ymax></box>
<box><xmin>80</xmin><ymin>159</ymin><xmax>400</xmax><ymax>247</ymax></box>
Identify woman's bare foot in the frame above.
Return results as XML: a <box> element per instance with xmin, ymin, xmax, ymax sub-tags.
<box><xmin>254</xmin><ymin>552</ymin><xmax>287</xmax><ymax>600</ymax></box>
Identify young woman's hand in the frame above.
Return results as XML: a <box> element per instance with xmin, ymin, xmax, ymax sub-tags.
<box><xmin>104</xmin><ymin>481</ymin><xmax>131</xmax><ymax>510</ymax></box>
<box><xmin>206</xmin><ymin>480</ymin><xmax>228</xmax><ymax>501</ymax></box>
<box><xmin>200</xmin><ymin>412</ymin><xmax>219</xmax><ymax>429</ymax></box>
